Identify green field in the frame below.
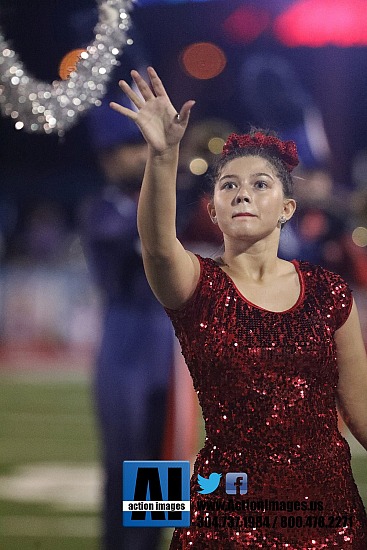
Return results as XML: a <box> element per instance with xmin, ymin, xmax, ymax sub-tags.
<box><xmin>0</xmin><ymin>372</ymin><xmax>175</xmax><ymax>550</ymax></box>
<box><xmin>0</xmin><ymin>372</ymin><xmax>366</xmax><ymax>550</ymax></box>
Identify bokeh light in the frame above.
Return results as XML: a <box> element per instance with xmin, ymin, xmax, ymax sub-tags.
<box><xmin>59</xmin><ymin>49</ymin><xmax>87</xmax><ymax>80</ymax></box>
<box><xmin>180</xmin><ymin>42</ymin><xmax>226</xmax><ymax>80</ymax></box>
<box><xmin>274</xmin><ymin>0</ymin><xmax>367</xmax><ymax>47</ymax></box>
<box><xmin>222</xmin><ymin>7</ymin><xmax>270</xmax><ymax>44</ymax></box>
<box><xmin>208</xmin><ymin>137</ymin><xmax>225</xmax><ymax>155</ymax></box>
<box><xmin>189</xmin><ymin>158</ymin><xmax>208</xmax><ymax>175</ymax></box>
<box><xmin>352</xmin><ymin>227</ymin><xmax>367</xmax><ymax>247</ymax></box>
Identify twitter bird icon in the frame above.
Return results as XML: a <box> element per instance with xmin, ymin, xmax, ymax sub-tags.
<box><xmin>197</xmin><ymin>473</ymin><xmax>222</xmax><ymax>494</ymax></box>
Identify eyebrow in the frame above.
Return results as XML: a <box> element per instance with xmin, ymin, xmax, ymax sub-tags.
<box><xmin>219</xmin><ymin>172</ymin><xmax>274</xmax><ymax>181</ymax></box>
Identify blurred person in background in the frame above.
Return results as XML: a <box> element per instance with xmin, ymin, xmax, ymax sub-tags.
<box><xmin>80</xmin><ymin>91</ymin><xmax>175</xmax><ymax>549</ymax></box>
<box><xmin>239</xmin><ymin>53</ymin><xmax>331</xmax><ymax>169</ymax></box>
<box><xmin>12</xmin><ymin>202</ymin><xmax>71</xmax><ymax>265</ymax></box>
<box><xmin>287</xmin><ymin>168</ymin><xmax>367</xmax><ymax>287</ymax></box>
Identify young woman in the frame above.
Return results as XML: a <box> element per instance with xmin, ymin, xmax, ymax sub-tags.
<box><xmin>110</xmin><ymin>67</ymin><xmax>367</xmax><ymax>548</ymax></box>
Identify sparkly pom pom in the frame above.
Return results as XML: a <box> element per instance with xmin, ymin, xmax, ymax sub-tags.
<box><xmin>222</xmin><ymin>132</ymin><xmax>299</xmax><ymax>172</ymax></box>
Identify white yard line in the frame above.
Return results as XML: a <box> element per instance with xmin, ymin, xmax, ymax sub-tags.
<box><xmin>0</xmin><ymin>463</ymin><xmax>102</xmax><ymax>511</ymax></box>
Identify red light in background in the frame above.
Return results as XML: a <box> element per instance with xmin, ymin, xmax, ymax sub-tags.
<box><xmin>222</xmin><ymin>7</ymin><xmax>270</xmax><ymax>45</ymax></box>
<box><xmin>180</xmin><ymin>42</ymin><xmax>227</xmax><ymax>80</ymax></box>
<box><xmin>274</xmin><ymin>0</ymin><xmax>367</xmax><ymax>47</ymax></box>
<box><xmin>59</xmin><ymin>49</ymin><xmax>86</xmax><ymax>80</ymax></box>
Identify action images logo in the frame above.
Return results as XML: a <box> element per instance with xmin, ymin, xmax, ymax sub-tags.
<box><xmin>122</xmin><ymin>461</ymin><xmax>190</xmax><ymax>527</ymax></box>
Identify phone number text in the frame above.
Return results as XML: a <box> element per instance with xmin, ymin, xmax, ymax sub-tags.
<box><xmin>195</xmin><ymin>515</ymin><xmax>353</xmax><ymax>529</ymax></box>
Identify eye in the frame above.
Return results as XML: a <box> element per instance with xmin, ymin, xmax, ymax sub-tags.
<box><xmin>254</xmin><ymin>180</ymin><xmax>268</xmax><ymax>189</ymax></box>
<box><xmin>222</xmin><ymin>181</ymin><xmax>237</xmax><ymax>190</ymax></box>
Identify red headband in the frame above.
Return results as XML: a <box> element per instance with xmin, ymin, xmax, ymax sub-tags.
<box><xmin>222</xmin><ymin>132</ymin><xmax>299</xmax><ymax>172</ymax></box>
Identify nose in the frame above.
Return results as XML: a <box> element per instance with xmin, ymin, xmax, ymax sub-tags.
<box><xmin>236</xmin><ymin>188</ymin><xmax>251</xmax><ymax>203</ymax></box>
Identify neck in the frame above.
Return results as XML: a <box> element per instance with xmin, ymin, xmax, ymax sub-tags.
<box><xmin>220</xmin><ymin>235</ymin><xmax>282</xmax><ymax>281</ymax></box>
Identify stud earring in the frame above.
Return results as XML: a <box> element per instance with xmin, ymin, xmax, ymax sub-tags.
<box><xmin>278</xmin><ymin>215</ymin><xmax>287</xmax><ymax>225</ymax></box>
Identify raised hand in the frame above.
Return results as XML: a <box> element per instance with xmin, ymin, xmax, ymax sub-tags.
<box><xmin>110</xmin><ymin>67</ymin><xmax>195</xmax><ymax>153</ymax></box>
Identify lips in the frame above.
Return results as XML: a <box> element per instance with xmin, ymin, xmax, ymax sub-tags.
<box><xmin>233</xmin><ymin>212</ymin><xmax>256</xmax><ymax>217</ymax></box>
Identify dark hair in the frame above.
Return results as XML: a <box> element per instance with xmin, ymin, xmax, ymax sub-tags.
<box><xmin>207</xmin><ymin>127</ymin><xmax>295</xmax><ymax>200</ymax></box>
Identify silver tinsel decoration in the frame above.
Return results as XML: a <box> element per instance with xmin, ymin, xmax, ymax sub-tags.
<box><xmin>0</xmin><ymin>0</ymin><xmax>134</xmax><ymax>136</ymax></box>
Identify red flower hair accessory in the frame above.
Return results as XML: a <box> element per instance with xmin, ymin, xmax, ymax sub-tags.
<box><xmin>222</xmin><ymin>132</ymin><xmax>299</xmax><ymax>172</ymax></box>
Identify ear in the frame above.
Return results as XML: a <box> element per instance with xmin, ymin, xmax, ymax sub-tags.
<box><xmin>207</xmin><ymin>200</ymin><xmax>217</xmax><ymax>224</ymax></box>
<box><xmin>282</xmin><ymin>198</ymin><xmax>297</xmax><ymax>222</ymax></box>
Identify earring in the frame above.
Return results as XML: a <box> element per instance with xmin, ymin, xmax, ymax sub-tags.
<box><xmin>278</xmin><ymin>215</ymin><xmax>287</xmax><ymax>225</ymax></box>
<box><xmin>211</xmin><ymin>216</ymin><xmax>217</xmax><ymax>224</ymax></box>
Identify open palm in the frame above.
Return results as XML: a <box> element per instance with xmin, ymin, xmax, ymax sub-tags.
<box><xmin>110</xmin><ymin>67</ymin><xmax>195</xmax><ymax>153</ymax></box>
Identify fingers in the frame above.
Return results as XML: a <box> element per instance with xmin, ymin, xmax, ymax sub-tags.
<box><xmin>109</xmin><ymin>101</ymin><xmax>137</xmax><ymax>121</ymax></box>
<box><xmin>118</xmin><ymin>79</ymin><xmax>144</xmax><ymax>109</ymax></box>
<box><xmin>146</xmin><ymin>66</ymin><xmax>169</xmax><ymax>98</ymax></box>
<box><xmin>177</xmin><ymin>100</ymin><xmax>196</xmax><ymax>125</ymax></box>
<box><xmin>130</xmin><ymin>70</ymin><xmax>155</xmax><ymax>102</ymax></box>
<box><xmin>111</xmin><ymin>68</ymin><xmax>196</xmax><ymax>129</ymax></box>
<box><xmin>117</xmin><ymin>67</ymin><xmax>184</xmax><ymax>108</ymax></box>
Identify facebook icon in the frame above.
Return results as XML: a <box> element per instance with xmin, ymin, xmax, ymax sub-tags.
<box><xmin>225</xmin><ymin>472</ymin><xmax>248</xmax><ymax>495</ymax></box>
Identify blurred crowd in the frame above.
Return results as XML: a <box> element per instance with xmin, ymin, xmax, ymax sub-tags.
<box><xmin>1</xmin><ymin>120</ymin><xmax>367</xmax><ymax>286</ymax></box>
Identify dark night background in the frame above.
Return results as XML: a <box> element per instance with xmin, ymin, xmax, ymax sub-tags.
<box><xmin>1</xmin><ymin>0</ymin><xmax>367</xmax><ymax>253</ymax></box>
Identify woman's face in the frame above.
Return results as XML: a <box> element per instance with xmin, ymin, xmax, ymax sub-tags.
<box><xmin>208</xmin><ymin>155</ymin><xmax>296</xmax><ymax>244</ymax></box>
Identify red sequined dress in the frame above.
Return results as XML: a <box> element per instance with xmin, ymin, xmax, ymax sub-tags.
<box><xmin>164</xmin><ymin>255</ymin><xmax>367</xmax><ymax>549</ymax></box>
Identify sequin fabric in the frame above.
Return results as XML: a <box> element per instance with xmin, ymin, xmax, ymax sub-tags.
<box><xmin>164</xmin><ymin>255</ymin><xmax>367</xmax><ymax>549</ymax></box>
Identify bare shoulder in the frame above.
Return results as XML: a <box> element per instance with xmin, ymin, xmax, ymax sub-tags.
<box><xmin>141</xmin><ymin>240</ymin><xmax>201</xmax><ymax>310</ymax></box>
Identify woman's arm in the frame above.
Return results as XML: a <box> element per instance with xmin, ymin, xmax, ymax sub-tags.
<box><xmin>110</xmin><ymin>68</ymin><xmax>200</xmax><ymax>309</ymax></box>
<box><xmin>334</xmin><ymin>298</ymin><xmax>367</xmax><ymax>451</ymax></box>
